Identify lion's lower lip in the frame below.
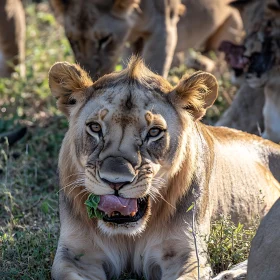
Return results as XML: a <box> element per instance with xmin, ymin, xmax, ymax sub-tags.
<box><xmin>102</xmin><ymin>197</ymin><xmax>148</xmax><ymax>224</ymax></box>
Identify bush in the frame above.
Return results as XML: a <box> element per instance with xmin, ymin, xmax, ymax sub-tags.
<box><xmin>206</xmin><ymin>215</ymin><xmax>259</xmax><ymax>275</ymax></box>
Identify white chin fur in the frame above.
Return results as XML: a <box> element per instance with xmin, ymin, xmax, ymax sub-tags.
<box><xmin>97</xmin><ymin>218</ymin><xmax>148</xmax><ymax>236</ymax></box>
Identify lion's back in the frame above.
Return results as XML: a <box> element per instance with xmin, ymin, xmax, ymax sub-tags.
<box><xmin>206</xmin><ymin>125</ymin><xmax>280</xmax><ymax>224</ymax></box>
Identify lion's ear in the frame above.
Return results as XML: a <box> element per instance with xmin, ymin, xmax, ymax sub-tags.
<box><xmin>169</xmin><ymin>71</ymin><xmax>218</xmax><ymax>121</ymax></box>
<box><xmin>49</xmin><ymin>62</ymin><xmax>93</xmax><ymax>117</ymax></box>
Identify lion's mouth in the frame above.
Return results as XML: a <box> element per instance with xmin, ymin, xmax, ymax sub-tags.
<box><xmin>98</xmin><ymin>195</ymin><xmax>149</xmax><ymax>224</ymax></box>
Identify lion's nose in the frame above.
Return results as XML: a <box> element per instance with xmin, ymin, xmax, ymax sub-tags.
<box><xmin>99</xmin><ymin>157</ymin><xmax>136</xmax><ymax>188</ymax></box>
<box><xmin>103</xmin><ymin>181</ymin><xmax>127</xmax><ymax>191</ymax></box>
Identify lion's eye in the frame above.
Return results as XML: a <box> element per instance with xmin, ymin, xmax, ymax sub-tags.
<box><xmin>89</xmin><ymin>123</ymin><xmax>102</xmax><ymax>133</ymax></box>
<box><xmin>148</xmin><ymin>128</ymin><xmax>162</xmax><ymax>138</ymax></box>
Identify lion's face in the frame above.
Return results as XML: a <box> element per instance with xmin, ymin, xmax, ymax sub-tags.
<box><xmin>73</xmin><ymin>84</ymin><xmax>182</xmax><ymax>235</ymax></box>
<box><xmin>49</xmin><ymin>58</ymin><xmax>218</xmax><ymax>235</ymax></box>
<box><xmin>228</xmin><ymin>0</ymin><xmax>280</xmax><ymax>88</ymax></box>
<box><xmin>51</xmin><ymin>0</ymin><xmax>139</xmax><ymax>79</ymax></box>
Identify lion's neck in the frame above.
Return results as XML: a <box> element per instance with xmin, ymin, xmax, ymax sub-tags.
<box><xmin>150</xmin><ymin>123</ymin><xmax>214</xmax><ymax>226</ymax></box>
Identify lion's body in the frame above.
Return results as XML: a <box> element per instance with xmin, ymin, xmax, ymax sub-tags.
<box><xmin>0</xmin><ymin>0</ymin><xmax>25</xmax><ymax>77</ymax></box>
<box><xmin>50</xmin><ymin>0</ymin><xmax>243</xmax><ymax>78</ymax></box>
<box><xmin>247</xmin><ymin>198</ymin><xmax>280</xmax><ymax>280</ymax></box>
<box><xmin>49</xmin><ymin>58</ymin><xmax>280</xmax><ymax>280</ymax></box>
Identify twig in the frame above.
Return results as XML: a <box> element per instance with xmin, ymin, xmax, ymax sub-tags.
<box><xmin>192</xmin><ymin>196</ymin><xmax>200</xmax><ymax>280</ymax></box>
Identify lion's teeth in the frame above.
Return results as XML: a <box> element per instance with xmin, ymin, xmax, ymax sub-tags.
<box><xmin>111</xmin><ymin>211</ymin><xmax>120</xmax><ymax>217</ymax></box>
<box><xmin>131</xmin><ymin>211</ymin><xmax>136</xmax><ymax>217</ymax></box>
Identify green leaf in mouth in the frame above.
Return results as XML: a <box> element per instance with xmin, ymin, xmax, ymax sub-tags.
<box><xmin>85</xmin><ymin>194</ymin><xmax>105</xmax><ymax>219</ymax></box>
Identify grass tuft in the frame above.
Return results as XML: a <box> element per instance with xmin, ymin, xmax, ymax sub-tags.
<box><xmin>206</xmin><ymin>215</ymin><xmax>258</xmax><ymax>275</ymax></box>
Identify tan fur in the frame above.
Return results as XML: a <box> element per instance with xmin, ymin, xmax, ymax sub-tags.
<box><xmin>0</xmin><ymin>0</ymin><xmax>25</xmax><ymax>77</ymax></box>
<box><xmin>50</xmin><ymin>0</ymin><xmax>243</xmax><ymax>78</ymax></box>
<box><xmin>49</xmin><ymin>57</ymin><xmax>280</xmax><ymax>280</ymax></box>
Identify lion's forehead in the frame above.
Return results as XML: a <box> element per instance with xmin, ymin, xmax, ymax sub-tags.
<box><xmin>85</xmin><ymin>85</ymin><xmax>169</xmax><ymax>119</ymax></box>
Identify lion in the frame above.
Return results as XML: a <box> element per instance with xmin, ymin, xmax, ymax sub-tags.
<box><xmin>218</xmin><ymin>0</ymin><xmax>280</xmax><ymax>142</ymax></box>
<box><xmin>50</xmin><ymin>0</ymin><xmax>243</xmax><ymax>78</ymax></box>
<box><xmin>215</xmin><ymin>83</ymin><xmax>264</xmax><ymax>135</ymax></box>
<box><xmin>213</xmin><ymin>261</ymin><xmax>247</xmax><ymax>280</ymax></box>
<box><xmin>240</xmin><ymin>0</ymin><xmax>280</xmax><ymax>143</ymax></box>
<box><xmin>247</xmin><ymin>198</ymin><xmax>280</xmax><ymax>280</ymax></box>
<box><xmin>0</xmin><ymin>0</ymin><xmax>25</xmax><ymax>77</ymax></box>
<box><xmin>49</xmin><ymin>57</ymin><xmax>280</xmax><ymax>280</ymax></box>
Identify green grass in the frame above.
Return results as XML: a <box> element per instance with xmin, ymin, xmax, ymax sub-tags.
<box><xmin>206</xmin><ymin>215</ymin><xmax>258</xmax><ymax>275</ymax></box>
<box><xmin>0</xmin><ymin>2</ymin><xmax>253</xmax><ymax>279</ymax></box>
<box><xmin>0</xmin><ymin>3</ymin><xmax>68</xmax><ymax>279</ymax></box>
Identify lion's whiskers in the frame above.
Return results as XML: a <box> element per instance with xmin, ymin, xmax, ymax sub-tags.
<box><xmin>67</xmin><ymin>180</ymin><xmax>85</xmax><ymax>196</ymax></box>
<box><xmin>157</xmin><ymin>192</ymin><xmax>176</xmax><ymax>209</ymax></box>
<box><xmin>149</xmin><ymin>191</ymin><xmax>159</xmax><ymax>203</ymax></box>
<box><xmin>152</xmin><ymin>177</ymin><xmax>167</xmax><ymax>187</ymax></box>
<box><xmin>58</xmin><ymin>178</ymin><xmax>85</xmax><ymax>194</ymax></box>
<box><xmin>73</xmin><ymin>188</ymin><xmax>89</xmax><ymax>204</ymax></box>
<box><xmin>150</xmin><ymin>182</ymin><xmax>176</xmax><ymax>210</ymax></box>
<box><xmin>79</xmin><ymin>191</ymin><xmax>90</xmax><ymax>205</ymax></box>
<box><xmin>64</xmin><ymin>172</ymin><xmax>86</xmax><ymax>180</ymax></box>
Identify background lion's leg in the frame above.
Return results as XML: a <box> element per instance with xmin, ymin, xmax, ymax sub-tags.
<box><xmin>216</xmin><ymin>83</ymin><xmax>264</xmax><ymax>135</ymax></box>
<box><xmin>121</xmin><ymin>38</ymin><xmax>144</xmax><ymax>68</ymax></box>
<box><xmin>0</xmin><ymin>0</ymin><xmax>25</xmax><ymax>77</ymax></box>
<box><xmin>143</xmin><ymin>233</ymin><xmax>211</xmax><ymax>280</ymax></box>
<box><xmin>142</xmin><ymin>23</ymin><xmax>177</xmax><ymax>78</ymax></box>
<box><xmin>160</xmin><ymin>251</ymin><xmax>211</xmax><ymax>280</ymax></box>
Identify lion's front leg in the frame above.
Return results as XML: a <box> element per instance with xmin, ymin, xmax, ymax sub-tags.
<box><xmin>144</xmin><ymin>234</ymin><xmax>211</xmax><ymax>280</ymax></box>
<box><xmin>51</xmin><ymin>244</ymin><xmax>107</xmax><ymax>280</ymax></box>
<box><xmin>160</xmin><ymin>251</ymin><xmax>211</xmax><ymax>280</ymax></box>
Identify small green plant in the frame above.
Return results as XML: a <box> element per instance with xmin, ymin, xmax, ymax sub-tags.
<box><xmin>206</xmin><ymin>215</ymin><xmax>259</xmax><ymax>275</ymax></box>
<box><xmin>85</xmin><ymin>194</ymin><xmax>104</xmax><ymax>219</ymax></box>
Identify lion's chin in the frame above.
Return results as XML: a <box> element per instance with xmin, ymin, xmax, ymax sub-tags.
<box><xmin>97</xmin><ymin>197</ymin><xmax>151</xmax><ymax>236</ymax></box>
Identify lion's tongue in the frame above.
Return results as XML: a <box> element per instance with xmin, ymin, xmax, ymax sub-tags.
<box><xmin>98</xmin><ymin>195</ymin><xmax>138</xmax><ymax>216</ymax></box>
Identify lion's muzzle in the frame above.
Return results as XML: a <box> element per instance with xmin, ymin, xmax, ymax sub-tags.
<box><xmin>99</xmin><ymin>156</ymin><xmax>136</xmax><ymax>188</ymax></box>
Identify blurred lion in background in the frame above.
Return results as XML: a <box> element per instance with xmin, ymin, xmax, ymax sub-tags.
<box><xmin>50</xmin><ymin>0</ymin><xmax>243</xmax><ymax>78</ymax></box>
<box><xmin>0</xmin><ymin>0</ymin><xmax>25</xmax><ymax>78</ymax></box>
<box><xmin>218</xmin><ymin>0</ymin><xmax>280</xmax><ymax>142</ymax></box>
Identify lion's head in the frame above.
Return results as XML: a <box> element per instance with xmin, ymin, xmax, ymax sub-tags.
<box><xmin>229</xmin><ymin>0</ymin><xmax>280</xmax><ymax>88</ymax></box>
<box><xmin>49</xmin><ymin>57</ymin><xmax>218</xmax><ymax>235</ymax></box>
<box><xmin>50</xmin><ymin>0</ymin><xmax>141</xmax><ymax>79</ymax></box>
